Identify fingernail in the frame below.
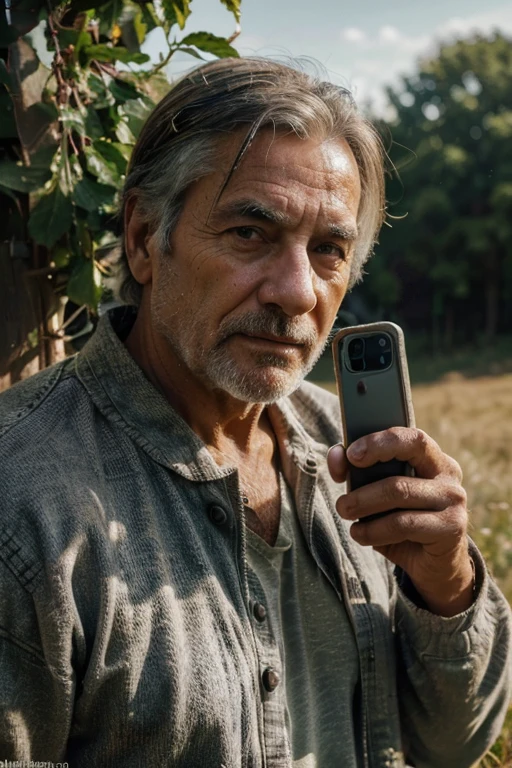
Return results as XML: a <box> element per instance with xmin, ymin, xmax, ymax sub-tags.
<box><xmin>348</xmin><ymin>439</ymin><xmax>366</xmax><ymax>461</ymax></box>
<box><xmin>328</xmin><ymin>443</ymin><xmax>344</xmax><ymax>460</ymax></box>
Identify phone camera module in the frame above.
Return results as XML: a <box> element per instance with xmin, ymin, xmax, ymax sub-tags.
<box><xmin>346</xmin><ymin>333</ymin><xmax>393</xmax><ymax>373</ymax></box>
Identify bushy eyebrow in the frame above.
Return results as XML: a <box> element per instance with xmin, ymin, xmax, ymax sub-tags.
<box><xmin>328</xmin><ymin>224</ymin><xmax>358</xmax><ymax>241</ymax></box>
<box><xmin>213</xmin><ymin>199</ymin><xmax>289</xmax><ymax>226</ymax></box>
<box><xmin>212</xmin><ymin>197</ymin><xmax>358</xmax><ymax>240</ymax></box>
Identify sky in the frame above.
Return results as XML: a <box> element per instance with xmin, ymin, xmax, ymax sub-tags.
<box><xmin>148</xmin><ymin>0</ymin><xmax>512</xmax><ymax>115</ymax></box>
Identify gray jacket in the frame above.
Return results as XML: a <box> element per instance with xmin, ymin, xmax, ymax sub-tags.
<box><xmin>0</xmin><ymin>307</ymin><xmax>510</xmax><ymax>768</ymax></box>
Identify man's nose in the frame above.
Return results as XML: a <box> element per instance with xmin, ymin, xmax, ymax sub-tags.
<box><xmin>257</xmin><ymin>246</ymin><xmax>317</xmax><ymax>317</ymax></box>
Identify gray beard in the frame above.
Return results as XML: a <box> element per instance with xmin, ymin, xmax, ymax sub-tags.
<box><xmin>154</xmin><ymin>301</ymin><xmax>327</xmax><ymax>403</ymax></box>
<box><xmin>204</xmin><ymin>329</ymin><xmax>326</xmax><ymax>403</ymax></box>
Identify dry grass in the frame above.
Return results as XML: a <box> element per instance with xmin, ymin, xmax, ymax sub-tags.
<box><xmin>413</xmin><ymin>373</ymin><xmax>512</xmax><ymax>603</ymax></box>
<box><xmin>414</xmin><ymin>374</ymin><xmax>512</xmax><ymax>768</ymax></box>
<box><xmin>319</xmin><ymin>372</ymin><xmax>512</xmax><ymax>767</ymax></box>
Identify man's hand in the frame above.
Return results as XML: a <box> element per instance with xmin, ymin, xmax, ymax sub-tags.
<box><xmin>327</xmin><ymin>427</ymin><xmax>475</xmax><ymax>618</ymax></box>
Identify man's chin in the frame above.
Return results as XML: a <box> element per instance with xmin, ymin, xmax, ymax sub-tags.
<box><xmin>211</xmin><ymin>364</ymin><xmax>308</xmax><ymax>404</ymax></box>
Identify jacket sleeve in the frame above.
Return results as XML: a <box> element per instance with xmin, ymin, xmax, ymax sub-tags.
<box><xmin>394</xmin><ymin>539</ymin><xmax>512</xmax><ymax>768</ymax></box>
<box><xmin>0</xmin><ymin>558</ymin><xmax>74</xmax><ymax>760</ymax></box>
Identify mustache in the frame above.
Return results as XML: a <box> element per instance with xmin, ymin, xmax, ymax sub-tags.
<box><xmin>216</xmin><ymin>310</ymin><xmax>319</xmax><ymax>347</ymax></box>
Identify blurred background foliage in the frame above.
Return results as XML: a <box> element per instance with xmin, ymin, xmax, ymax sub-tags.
<box><xmin>0</xmin><ymin>0</ymin><xmax>240</xmax><ymax>387</ymax></box>
<box><xmin>354</xmin><ymin>32</ymin><xmax>512</xmax><ymax>368</ymax></box>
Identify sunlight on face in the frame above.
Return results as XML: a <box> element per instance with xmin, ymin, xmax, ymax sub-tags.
<box><xmin>153</xmin><ymin>274</ymin><xmax>327</xmax><ymax>402</ymax></box>
<box><xmin>150</xmin><ymin>130</ymin><xmax>361</xmax><ymax>404</ymax></box>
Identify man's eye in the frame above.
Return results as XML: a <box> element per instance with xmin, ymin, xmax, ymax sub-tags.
<box><xmin>232</xmin><ymin>227</ymin><xmax>260</xmax><ymax>240</ymax></box>
<box><xmin>316</xmin><ymin>243</ymin><xmax>345</xmax><ymax>258</ymax></box>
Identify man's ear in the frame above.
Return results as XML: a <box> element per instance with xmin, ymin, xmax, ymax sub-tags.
<box><xmin>124</xmin><ymin>195</ymin><xmax>158</xmax><ymax>286</ymax></box>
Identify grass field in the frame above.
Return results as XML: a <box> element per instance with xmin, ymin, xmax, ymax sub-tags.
<box><xmin>416</xmin><ymin>373</ymin><xmax>512</xmax><ymax>768</ymax></box>
<box><xmin>317</xmin><ymin>372</ymin><xmax>512</xmax><ymax>767</ymax></box>
<box><xmin>415</xmin><ymin>373</ymin><xmax>512</xmax><ymax>768</ymax></box>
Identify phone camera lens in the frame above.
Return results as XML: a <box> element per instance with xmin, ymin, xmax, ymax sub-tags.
<box><xmin>351</xmin><ymin>358</ymin><xmax>365</xmax><ymax>372</ymax></box>
<box><xmin>348</xmin><ymin>338</ymin><xmax>364</xmax><ymax>358</ymax></box>
<box><xmin>378</xmin><ymin>337</ymin><xmax>386</xmax><ymax>347</ymax></box>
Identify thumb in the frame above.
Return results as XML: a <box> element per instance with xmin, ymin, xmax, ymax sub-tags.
<box><xmin>327</xmin><ymin>443</ymin><xmax>348</xmax><ymax>484</ymax></box>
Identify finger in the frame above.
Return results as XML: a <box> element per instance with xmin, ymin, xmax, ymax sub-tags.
<box><xmin>346</xmin><ymin>427</ymin><xmax>463</xmax><ymax>481</ymax></box>
<box><xmin>327</xmin><ymin>443</ymin><xmax>348</xmax><ymax>484</ymax></box>
<box><xmin>336</xmin><ymin>475</ymin><xmax>466</xmax><ymax>521</ymax></box>
<box><xmin>349</xmin><ymin>507</ymin><xmax>468</xmax><ymax>552</ymax></box>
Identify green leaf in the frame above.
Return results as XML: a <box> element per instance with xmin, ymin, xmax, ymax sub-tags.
<box><xmin>180</xmin><ymin>32</ymin><xmax>239</xmax><ymax>58</ymax></box>
<box><xmin>133</xmin><ymin>10</ymin><xmax>148</xmax><ymax>44</ymax></box>
<box><xmin>219</xmin><ymin>0</ymin><xmax>241</xmax><ymax>23</ymax></box>
<box><xmin>74</xmin><ymin>176</ymin><xmax>116</xmax><ymax>212</ymax></box>
<box><xmin>117</xmin><ymin>50</ymin><xmax>151</xmax><ymax>65</ymax></box>
<box><xmin>139</xmin><ymin>4</ymin><xmax>159</xmax><ymax>35</ymax></box>
<box><xmin>53</xmin><ymin>25</ymin><xmax>91</xmax><ymax>52</ymax></box>
<box><xmin>83</xmin><ymin>44</ymin><xmax>150</xmax><ymax>65</ymax></box>
<box><xmin>162</xmin><ymin>0</ymin><xmax>191</xmax><ymax>30</ymax></box>
<box><xmin>86</xmin><ymin>209</ymin><xmax>108</xmax><ymax>232</ymax></box>
<box><xmin>67</xmin><ymin>254</ymin><xmax>103</xmax><ymax>310</ymax></box>
<box><xmin>35</xmin><ymin>101</ymin><xmax>59</xmax><ymax>122</ymax></box>
<box><xmin>93</xmin><ymin>139</ymin><xmax>127</xmax><ymax>175</ymax></box>
<box><xmin>52</xmin><ymin>246</ymin><xmax>71</xmax><ymax>269</ymax></box>
<box><xmin>28</xmin><ymin>187</ymin><xmax>73</xmax><ymax>248</ymax></box>
<box><xmin>88</xmin><ymin>72</ymin><xmax>116</xmax><ymax>109</ymax></box>
<box><xmin>29</xmin><ymin>144</ymin><xmax>60</xmax><ymax>171</ymax></box>
<box><xmin>108</xmin><ymin>78</ymin><xmax>141</xmax><ymax>103</ymax></box>
<box><xmin>0</xmin><ymin>88</ymin><xmax>17</xmax><ymax>139</ymax></box>
<box><xmin>0</xmin><ymin>60</ymin><xmax>13</xmax><ymax>89</ymax></box>
<box><xmin>0</xmin><ymin>183</ymin><xmax>18</xmax><ymax>202</ymax></box>
<box><xmin>0</xmin><ymin>160</ymin><xmax>52</xmax><ymax>193</ymax></box>
<box><xmin>120</xmin><ymin>8</ymin><xmax>148</xmax><ymax>51</ymax></box>
<box><xmin>85</xmin><ymin>145</ymin><xmax>120</xmax><ymax>187</ymax></box>
<box><xmin>174</xmin><ymin>46</ymin><xmax>204</xmax><ymax>61</ymax></box>
<box><xmin>121</xmin><ymin>98</ymin><xmax>152</xmax><ymax>138</ymax></box>
<box><xmin>115</xmin><ymin>117</ymin><xmax>136</xmax><ymax>144</ymax></box>
<box><xmin>84</xmin><ymin>106</ymin><xmax>105</xmax><ymax>139</ymax></box>
<box><xmin>59</xmin><ymin>105</ymin><xmax>86</xmax><ymax>137</ymax></box>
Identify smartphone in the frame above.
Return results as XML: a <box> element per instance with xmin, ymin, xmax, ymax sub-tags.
<box><xmin>332</xmin><ymin>322</ymin><xmax>415</xmax><ymax>496</ymax></box>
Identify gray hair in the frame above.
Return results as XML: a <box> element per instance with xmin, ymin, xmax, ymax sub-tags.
<box><xmin>114</xmin><ymin>57</ymin><xmax>386</xmax><ymax>306</ymax></box>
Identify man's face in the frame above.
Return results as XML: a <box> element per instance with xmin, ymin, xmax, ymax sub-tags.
<box><xmin>150</xmin><ymin>129</ymin><xmax>361</xmax><ymax>404</ymax></box>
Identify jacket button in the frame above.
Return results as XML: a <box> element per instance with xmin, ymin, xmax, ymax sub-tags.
<box><xmin>262</xmin><ymin>667</ymin><xmax>280</xmax><ymax>692</ymax></box>
<box><xmin>253</xmin><ymin>602</ymin><xmax>267</xmax><ymax>622</ymax></box>
<box><xmin>208</xmin><ymin>505</ymin><xmax>228</xmax><ymax>526</ymax></box>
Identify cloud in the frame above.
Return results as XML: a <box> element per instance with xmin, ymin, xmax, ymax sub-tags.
<box><xmin>339</xmin><ymin>23</ymin><xmax>430</xmax><ymax>54</ymax></box>
<box><xmin>341</xmin><ymin>27</ymin><xmax>367</xmax><ymax>43</ymax></box>
<box><xmin>336</xmin><ymin>8</ymin><xmax>512</xmax><ymax>115</ymax></box>
<box><xmin>436</xmin><ymin>8</ymin><xmax>512</xmax><ymax>38</ymax></box>
<box><xmin>378</xmin><ymin>25</ymin><xmax>401</xmax><ymax>44</ymax></box>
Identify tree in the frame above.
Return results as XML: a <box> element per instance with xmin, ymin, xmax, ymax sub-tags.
<box><xmin>0</xmin><ymin>0</ymin><xmax>241</xmax><ymax>388</ymax></box>
<box><xmin>359</xmin><ymin>33</ymin><xmax>512</xmax><ymax>350</ymax></box>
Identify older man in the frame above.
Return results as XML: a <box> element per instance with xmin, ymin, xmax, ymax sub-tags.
<box><xmin>0</xmin><ymin>58</ymin><xmax>510</xmax><ymax>768</ymax></box>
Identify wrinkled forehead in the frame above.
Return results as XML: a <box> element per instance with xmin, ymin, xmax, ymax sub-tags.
<box><xmin>210</xmin><ymin>128</ymin><xmax>361</xmax><ymax>221</ymax></box>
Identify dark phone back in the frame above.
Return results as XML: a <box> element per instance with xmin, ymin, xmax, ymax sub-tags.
<box><xmin>332</xmin><ymin>322</ymin><xmax>415</xmax><ymax>491</ymax></box>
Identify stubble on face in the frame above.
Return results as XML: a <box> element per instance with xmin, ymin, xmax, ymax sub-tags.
<box><xmin>152</xmin><ymin>261</ymin><xmax>328</xmax><ymax>403</ymax></box>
